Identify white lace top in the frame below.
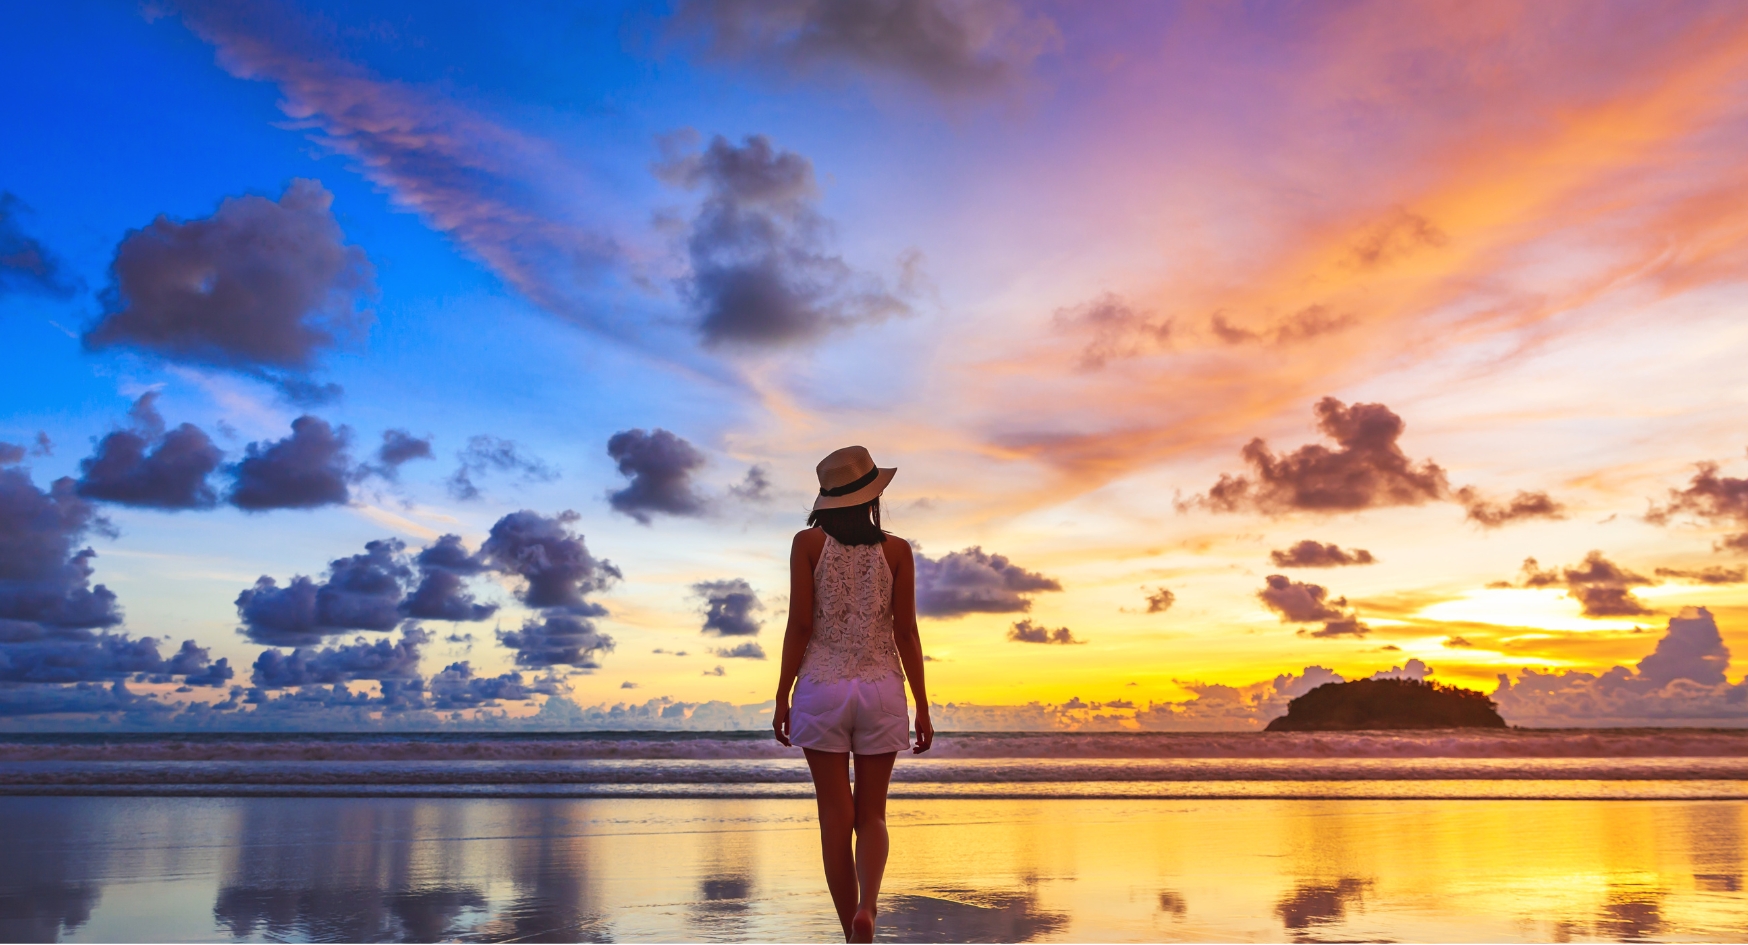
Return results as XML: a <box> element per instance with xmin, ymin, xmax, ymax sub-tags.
<box><xmin>799</xmin><ymin>534</ymin><xmax>904</xmax><ymax>685</ymax></box>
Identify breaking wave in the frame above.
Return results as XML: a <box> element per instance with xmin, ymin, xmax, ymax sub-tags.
<box><xmin>2</xmin><ymin>728</ymin><xmax>1746</xmax><ymax>762</ymax></box>
<box><xmin>3</xmin><ymin>731</ymin><xmax>1745</xmax><ymax>799</ymax></box>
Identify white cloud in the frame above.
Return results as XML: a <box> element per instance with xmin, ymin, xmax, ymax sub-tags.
<box><xmin>1491</xmin><ymin>608</ymin><xmax>1748</xmax><ymax>727</ymax></box>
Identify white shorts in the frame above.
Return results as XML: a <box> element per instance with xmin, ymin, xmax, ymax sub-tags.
<box><xmin>790</xmin><ymin>673</ymin><xmax>911</xmax><ymax>755</ymax></box>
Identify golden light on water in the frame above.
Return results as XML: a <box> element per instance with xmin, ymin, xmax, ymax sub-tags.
<box><xmin>17</xmin><ymin>796</ymin><xmax>1747</xmax><ymax>942</ymax></box>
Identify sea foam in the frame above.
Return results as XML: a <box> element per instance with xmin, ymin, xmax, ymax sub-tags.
<box><xmin>2</xmin><ymin>728</ymin><xmax>1746</xmax><ymax>762</ymax></box>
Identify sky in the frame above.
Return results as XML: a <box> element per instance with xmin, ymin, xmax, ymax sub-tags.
<box><xmin>5</xmin><ymin>0</ymin><xmax>1748</xmax><ymax>730</ymax></box>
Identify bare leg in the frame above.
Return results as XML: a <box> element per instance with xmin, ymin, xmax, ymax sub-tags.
<box><xmin>850</xmin><ymin>751</ymin><xmax>897</xmax><ymax>943</ymax></box>
<box><xmin>805</xmin><ymin>749</ymin><xmax>857</xmax><ymax>940</ymax></box>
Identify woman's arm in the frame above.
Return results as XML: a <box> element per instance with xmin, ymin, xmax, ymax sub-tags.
<box><xmin>772</xmin><ymin>530</ymin><xmax>817</xmax><ymax>746</ymax></box>
<box><xmin>887</xmin><ymin>537</ymin><xmax>934</xmax><ymax>753</ymax></box>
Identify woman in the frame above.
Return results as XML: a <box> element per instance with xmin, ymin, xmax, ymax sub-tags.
<box><xmin>773</xmin><ymin>445</ymin><xmax>934</xmax><ymax>944</ymax></box>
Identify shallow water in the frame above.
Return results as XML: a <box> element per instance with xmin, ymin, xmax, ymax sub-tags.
<box><xmin>3</xmin><ymin>795</ymin><xmax>1746</xmax><ymax>943</ymax></box>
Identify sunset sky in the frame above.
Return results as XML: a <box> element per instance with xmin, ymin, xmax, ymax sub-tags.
<box><xmin>5</xmin><ymin>0</ymin><xmax>1748</xmax><ymax>729</ymax></box>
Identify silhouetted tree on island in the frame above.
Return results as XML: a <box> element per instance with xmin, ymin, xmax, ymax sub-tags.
<box><xmin>1265</xmin><ymin>678</ymin><xmax>1506</xmax><ymax>731</ymax></box>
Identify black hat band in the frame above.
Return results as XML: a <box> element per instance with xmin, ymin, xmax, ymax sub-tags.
<box><xmin>819</xmin><ymin>466</ymin><xmax>880</xmax><ymax>497</ymax></box>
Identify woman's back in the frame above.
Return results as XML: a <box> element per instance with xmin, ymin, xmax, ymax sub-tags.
<box><xmin>773</xmin><ymin>444</ymin><xmax>932</xmax><ymax>942</ymax></box>
<box><xmin>800</xmin><ymin>532</ymin><xmax>903</xmax><ymax>686</ymax></box>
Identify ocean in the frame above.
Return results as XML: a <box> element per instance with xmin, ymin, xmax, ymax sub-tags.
<box><xmin>3</xmin><ymin>730</ymin><xmax>1747</xmax><ymax>941</ymax></box>
<box><xmin>4</xmin><ymin>729</ymin><xmax>1747</xmax><ymax>800</ymax></box>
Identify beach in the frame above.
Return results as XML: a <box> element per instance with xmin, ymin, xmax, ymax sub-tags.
<box><xmin>3</xmin><ymin>731</ymin><xmax>1748</xmax><ymax>942</ymax></box>
<box><xmin>9</xmin><ymin>2</ymin><xmax>1748</xmax><ymax>939</ymax></box>
<box><xmin>4</xmin><ymin>794</ymin><xmax>1746</xmax><ymax>942</ymax></box>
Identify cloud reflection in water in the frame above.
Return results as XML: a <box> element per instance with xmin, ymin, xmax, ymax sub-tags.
<box><xmin>1274</xmin><ymin>877</ymin><xmax>1371</xmax><ymax>941</ymax></box>
<box><xmin>0</xmin><ymin>799</ymin><xmax>102</xmax><ymax>942</ymax></box>
<box><xmin>876</xmin><ymin>887</ymin><xmax>1067</xmax><ymax>943</ymax></box>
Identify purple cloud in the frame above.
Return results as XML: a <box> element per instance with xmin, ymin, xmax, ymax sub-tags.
<box><xmin>83</xmin><ymin>179</ymin><xmax>373</xmax><ymax>399</ymax></box>
<box><xmin>607</xmin><ymin>428</ymin><xmax>709</xmax><ymax>523</ymax></box>
<box><xmin>1200</xmin><ymin>398</ymin><xmax>1449</xmax><ymax>514</ymax></box>
<box><xmin>660</xmin><ymin>133</ymin><xmax>911</xmax><ymax>346</ymax></box>
<box><xmin>172</xmin><ymin>3</ymin><xmax>619</xmax><ymax>339</ymax></box>
<box><xmin>0</xmin><ymin>192</ymin><xmax>79</xmax><ymax>298</ymax></box>
<box><xmin>1269</xmin><ymin>540</ymin><xmax>1376</xmax><ymax>568</ymax></box>
<box><xmin>665</xmin><ymin>0</ymin><xmax>1059</xmax><ymax>95</ymax></box>
<box><xmin>227</xmin><ymin>416</ymin><xmax>354</xmax><ymax>511</ymax></box>
<box><xmin>1007</xmin><ymin>619</ymin><xmax>1083</xmax><ymax>644</ymax></box>
<box><xmin>75</xmin><ymin>393</ymin><xmax>223</xmax><ymax>510</ymax></box>
<box><xmin>913</xmin><ymin>545</ymin><xmax>1061</xmax><ymax>617</ymax></box>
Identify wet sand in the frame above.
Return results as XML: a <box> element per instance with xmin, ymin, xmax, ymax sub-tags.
<box><xmin>4</xmin><ymin>795</ymin><xmax>1746</xmax><ymax>942</ymax></box>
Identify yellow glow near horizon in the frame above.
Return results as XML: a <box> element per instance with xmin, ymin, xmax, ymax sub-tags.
<box><xmin>1416</xmin><ymin>588</ymin><xmax>1650</xmax><ymax>633</ymax></box>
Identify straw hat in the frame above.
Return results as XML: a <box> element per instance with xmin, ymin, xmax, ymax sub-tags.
<box><xmin>813</xmin><ymin>445</ymin><xmax>896</xmax><ymax>510</ymax></box>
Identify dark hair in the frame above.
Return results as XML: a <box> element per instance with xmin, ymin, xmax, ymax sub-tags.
<box><xmin>807</xmin><ymin>498</ymin><xmax>885</xmax><ymax>546</ymax></box>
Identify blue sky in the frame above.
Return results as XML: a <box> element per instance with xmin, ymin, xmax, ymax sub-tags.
<box><xmin>6</xmin><ymin>0</ymin><xmax>1748</xmax><ymax>729</ymax></box>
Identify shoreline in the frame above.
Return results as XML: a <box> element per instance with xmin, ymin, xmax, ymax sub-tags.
<box><xmin>4</xmin><ymin>778</ymin><xmax>1748</xmax><ymax>801</ymax></box>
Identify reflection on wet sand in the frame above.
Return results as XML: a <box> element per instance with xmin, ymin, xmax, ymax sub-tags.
<box><xmin>685</xmin><ymin>876</ymin><xmax>753</xmax><ymax>943</ymax></box>
<box><xmin>683</xmin><ymin>804</ymin><xmax>760</xmax><ymax>942</ymax></box>
<box><xmin>876</xmin><ymin>887</ymin><xmax>1067</xmax><ymax>943</ymax></box>
<box><xmin>0</xmin><ymin>799</ymin><xmax>101</xmax><ymax>942</ymax></box>
<box><xmin>0</xmin><ymin>796</ymin><xmax>1745</xmax><ymax>942</ymax></box>
<box><xmin>698</xmin><ymin>877</ymin><xmax>751</xmax><ymax>911</ymax></box>
<box><xmin>0</xmin><ymin>881</ymin><xmax>98</xmax><ymax>943</ymax></box>
<box><xmin>473</xmin><ymin>803</ymin><xmax>610</xmax><ymax>943</ymax></box>
<box><xmin>212</xmin><ymin>884</ymin><xmax>486</xmax><ymax>943</ymax></box>
<box><xmin>1688</xmin><ymin>803</ymin><xmax>1745</xmax><ymax>893</ymax></box>
<box><xmin>1274</xmin><ymin>878</ymin><xmax>1371</xmax><ymax>941</ymax></box>
<box><xmin>211</xmin><ymin>801</ymin><xmax>491</xmax><ymax>942</ymax></box>
<box><xmin>1549</xmin><ymin>887</ymin><xmax>1667</xmax><ymax>943</ymax></box>
<box><xmin>1596</xmin><ymin>887</ymin><xmax>1665</xmax><ymax>942</ymax></box>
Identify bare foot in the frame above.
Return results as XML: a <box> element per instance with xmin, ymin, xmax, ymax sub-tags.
<box><xmin>849</xmin><ymin>907</ymin><xmax>876</xmax><ymax>943</ymax></box>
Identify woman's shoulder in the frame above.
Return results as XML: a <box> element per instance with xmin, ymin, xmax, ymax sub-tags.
<box><xmin>791</xmin><ymin>528</ymin><xmax>827</xmax><ymax>570</ymax></box>
<box><xmin>880</xmin><ymin>533</ymin><xmax>913</xmax><ymax>566</ymax></box>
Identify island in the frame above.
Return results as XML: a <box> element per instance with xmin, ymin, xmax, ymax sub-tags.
<box><xmin>1264</xmin><ymin>678</ymin><xmax>1507</xmax><ymax>731</ymax></box>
